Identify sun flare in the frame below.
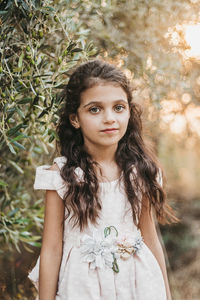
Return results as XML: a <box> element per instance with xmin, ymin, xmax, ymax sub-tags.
<box><xmin>184</xmin><ymin>24</ymin><xmax>200</xmax><ymax>59</ymax></box>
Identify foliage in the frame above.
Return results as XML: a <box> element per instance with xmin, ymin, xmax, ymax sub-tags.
<box><xmin>0</xmin><ymin>0</ymin><xmax>98</xmax><ymax>251</ymax></box>
<box><xmin>86</xmin><ymin>0</ymin><xmax>200</xmax><ymax>147</ymax></box>
<box><xmin>88</xmin><ymin>0</ymin><xmax>200</xmax><ymax>95</ymax></box>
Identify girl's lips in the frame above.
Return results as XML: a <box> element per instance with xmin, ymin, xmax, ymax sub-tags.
<box><xmin>101</xmin><ymin>128</ymin><xmax>119</xmax><ymax>133</ymax></box>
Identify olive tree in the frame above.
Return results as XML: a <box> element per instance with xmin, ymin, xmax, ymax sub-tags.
<box><xmin>0</xmin><ymin>1</ymin><xmax>98</xmax><ymax>298</ymax></box>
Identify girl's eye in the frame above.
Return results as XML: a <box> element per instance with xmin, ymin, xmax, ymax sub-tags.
<box><xmin>114</xmin><ymin>105</ymin><xmax>125</xmax><ymax>112</ymax></box>
<box><xmin>89</xmin><ymin>106</ymin><xmax>101</xmax><ymax>114</ymax></box>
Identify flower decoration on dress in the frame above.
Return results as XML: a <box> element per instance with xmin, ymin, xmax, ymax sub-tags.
<box><xmin>80</xmin><ymin>226</ymin><xmax>143</xmax><ymax>273</ymax></box>
<box><xmin>80</xmin><ymin>227</ymin><xmax>119</xmax><ymax>271</ymax></box>
<box><xmin>116</xmin><ymin>231</ymin><xmax>143</xmax><ymax>260</ymax></box>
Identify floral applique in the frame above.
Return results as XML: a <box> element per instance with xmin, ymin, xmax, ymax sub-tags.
<box><xmin>80</xmin><ymin>226</ymin><xmax>143</xmax><ymax>273</ymax></box>
<box><xmin>79</xmin><ymin>227</ymin><xmax>119</xmax><ymax>271</ymax></box>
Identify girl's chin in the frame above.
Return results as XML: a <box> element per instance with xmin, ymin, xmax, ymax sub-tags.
<box><xmin>96</xmin><ymin>140</ymin><xmax>121</xmax><ymax>148</ymax></box>
<box><xmin>83</xmin><ymin>135</ymin><xmax>125</xmax><ymax>149</ymax></box>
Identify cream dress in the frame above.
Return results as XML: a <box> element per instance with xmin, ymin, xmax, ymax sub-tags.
<box><xmin>28</xmin><ymin>156</ymin><xmax>167</xmax><ymax>300</ymax></box>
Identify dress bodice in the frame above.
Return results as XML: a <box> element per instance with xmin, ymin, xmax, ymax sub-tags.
<box><xmin>33</xmin><ymin>156</ymin><xmax>144</xmax><ymax>248</ymax></box>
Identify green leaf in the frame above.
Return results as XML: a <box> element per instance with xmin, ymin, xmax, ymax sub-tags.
<box><xmin>8</xmin><ymin>160</ymin><xmax>24</xmax><ymax>174</ymax></box>
<box><xmin>8</xmin><ymin>143</ymin><xmax>17</xmax><ymax>154</ymax></box>
<box><xmin>7</xmin><ymin>124</ymin><xmax>27</xmax><ymax>137</ymax></box>
<box><xmin>5</xmin><ymin>107</ymin><xmax>16</xmax><ymax>121</ymax></box>
<box><xmin>18</xmin><ymin>51</ymin><xmax>24</xmax><ymax>69</ymax></box>
<box><xmin>11</xmin><ymin>140</ymin><xmax>26</xmax><ymax>150</ymax></box>
<box><xmin>15</xmin><ymin>218</ymin><xmax>29</xmax><ymax>224</ymax></box>
<box><xmin>13</xmin><ymin>67</ymin><xmax>22</xmax><ymax>72</ymax></box>
<box><xmin>43</xmin><ymin>6</ymin><xmax>55</xmax><ymax>12</ymax></box>
<box><xmin>33</xmin><ymin>146</ymin><xmax>43</xmax><ymax>154</ymax></box>
<box><xmin>16</xmin><ymin>106</ymin><xmax>25</xmax><ymax>119</ymax></box>
<box><xmin>19</xmin><ymin>235</ymin><xmax>41</xmax><ymax>242</ymax></box>
<box><xmin>48</xmin><ymin>129</ymin><xmax>59</xmax><ymax>142</ymax></box>
<box><xmin>20</xmin><ymin>231</ymin><xmax>31</xmax><ymax>237</ymax></box>
<box><xmin>10</xmin><ymin>133</ymin><xmax>29</xmax><ymax>141</ymax></box>
<box><xmin>27</xmin><ymin>241</ymin><xmax>41</xmax><ymax>247</ymax></box>
<box><xmin>0</xmin><ymin>180</ymin><xmax>8</xmax><ymax>187</ymax></box>
<box><xmin>67</xmin><ymin>42</ymin><xmax>77</xmax><ymax>51</ymax></box>
<box><xmin>8</xmin><ymin>208</ymin><xmax>19</xmax><ymax>217</ymax></box>
<box><xmin>71</xmin><ymin>48</ymin><xmax>83</xmax><ymax>53</ymax></box>
<box><xmin>16</xmin><ymin>97</ymin><xmax>32</xmax><ymax>104</ymax></box>
<box><xmin>48</xmin><ymin>134</ymin><xmax>55</xmax><ymax>143</ymax></box>
<box><xmin>22</xmin><ymin>69</ymin><xmax>32</xmax><ymax>77</ymax></box>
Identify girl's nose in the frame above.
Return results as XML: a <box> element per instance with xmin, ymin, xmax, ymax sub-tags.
<box><xmin>103</xmin><ymin>110</ymin><xmax>115</xmax><ymax>124</ymax></box>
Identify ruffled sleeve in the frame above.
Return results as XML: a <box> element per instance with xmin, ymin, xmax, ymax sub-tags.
<box><xmin>33</xmin><ymin>156</ymin><xmax>67</xmax><ymax>199</ymax></box>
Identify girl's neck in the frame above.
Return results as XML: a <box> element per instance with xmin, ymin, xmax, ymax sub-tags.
<box><xmin>84</xmin><ymin>143</ymin><xmax>117</xmax><ymax>165</ymax></box>
<box><xmin>84</xmin><ymin>143</ymin><xmax>121</xmax><ymax>182</ymax></box>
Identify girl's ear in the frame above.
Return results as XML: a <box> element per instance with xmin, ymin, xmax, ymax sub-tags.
<box><xmin>69</xmin><ymin>114</ymin><xmax>80</xmax><ymax>129</ymax></box>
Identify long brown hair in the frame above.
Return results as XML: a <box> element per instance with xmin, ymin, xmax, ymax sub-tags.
<box><xmin>56</xmin><ymin>59</ymin><xmax>177</xmax><ymax>230</ymax></box>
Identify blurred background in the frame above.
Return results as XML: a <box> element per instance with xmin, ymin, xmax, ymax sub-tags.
<box><xmin>0</xmin><ymin>0</ymin><xmax>200</xmax><ymax>299</ymax></box>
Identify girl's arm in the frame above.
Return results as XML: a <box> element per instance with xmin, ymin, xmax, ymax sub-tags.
<box><xmin>39</xmin><ymin>164</ymin><xmax>65</xmax><ymax>300</ymax></box>
<box><xmin>138</xmin><ymin>196</ymin><xmax>172</xmax><ymax>300</ymax></box>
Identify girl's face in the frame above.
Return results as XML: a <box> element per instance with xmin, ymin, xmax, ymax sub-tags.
<box><xmin>70</xmin><ymin>83</ymin><xmax>130</xmax><ymax>151</ymax></box>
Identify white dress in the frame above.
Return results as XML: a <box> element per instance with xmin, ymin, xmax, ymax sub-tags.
<box><xmin>28</xmin><ymin>156</ymin><xmax>167</xmax><ymax>300</ymax></box>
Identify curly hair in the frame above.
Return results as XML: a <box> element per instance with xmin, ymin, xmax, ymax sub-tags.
<box><xmin>56</xmin><ymin>59</ymin><xmax>177</xmax><ymax>230</ymax></box>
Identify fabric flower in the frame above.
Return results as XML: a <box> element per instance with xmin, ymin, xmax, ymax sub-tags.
<box><xmin>80</xmin><ymin>227</ymin><xmax>143</xmax><ymax>272</ymax></box>
<box><xmin>80</xmin><ymin>229</ymin><xmax>119</xmax><ymax>270</ymax></box>
<box><xmin>116</xmin><ymin>231</ymin><xmax>143</xmax><ymax>260</ymax></box>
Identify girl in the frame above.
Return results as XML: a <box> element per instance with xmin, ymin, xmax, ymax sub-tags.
<box><xmin>29</xmin><ymin>59</ymin><xmax>176</xmax><ymax>300</ymax></box>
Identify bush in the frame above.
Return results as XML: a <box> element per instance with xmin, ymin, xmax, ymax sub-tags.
<box><xmin>0</xmin><ymin>1</ymin><xmax>98</xmax><ymax>297</ymax></box>
<box><xmin>0</xmin><ymin>0</ymin><xmax>98</xmax><ymax>250</ymax></box>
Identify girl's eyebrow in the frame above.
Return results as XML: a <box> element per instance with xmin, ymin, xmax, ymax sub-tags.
<box><xmin>83</xmin><ymin>99</ymin><xmax>128</xmax><ymax>108</ymax></box>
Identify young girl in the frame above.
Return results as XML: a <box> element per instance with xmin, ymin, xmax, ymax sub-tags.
<box><xmin>29</xmin><ymin>59</ymin><xmax>176</xmax><ymax>300</ymax></box>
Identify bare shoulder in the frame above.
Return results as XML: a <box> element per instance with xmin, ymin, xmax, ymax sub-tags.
<box><xmin>47</xmin><ymin>163</ymin><xmax>60</xmax><ymax>171</ymax></box>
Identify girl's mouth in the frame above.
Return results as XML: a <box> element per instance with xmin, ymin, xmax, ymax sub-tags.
<box><xmin>100</xmin><ymin>128</ymin><xmax>119</xmax><ymax>133</ymax></box>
